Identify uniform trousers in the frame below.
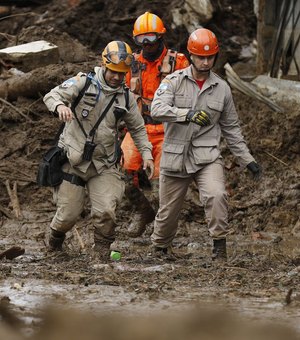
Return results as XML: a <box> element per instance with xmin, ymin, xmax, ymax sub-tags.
<box><xmin>151</xmin><ymin>159</ymin><xmax>230</xmax><ymax>248</ymax></box>
<box><xmin>51</xmin><ymin>162</ymin><xmax>125</xmax><ymax>243</ymax></box>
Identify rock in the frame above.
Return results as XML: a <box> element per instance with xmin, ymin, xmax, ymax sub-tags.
<box><xmin>0</xmin><ymin>40</ymin><xmax>59</xmax><ymax>72</ymax></box>
<box><xmin>252</xmin><ymin>75</ymin><xmax>300</xmax><ymax>106</ymax></box>
<box><xmin>171</xmin><ymin>0</ymin><xmax>213</xmax><ymax>33</ymax></box>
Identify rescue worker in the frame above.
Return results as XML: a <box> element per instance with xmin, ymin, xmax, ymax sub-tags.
<box><xmin>150</xmin><ymin>28</ymin><xmax>262</xmax><ymax>261</ymax></box>
<box><xmin>121</xmin><ymin>12</ymin><xmax>189</xmax><ymax>238</ymax></box>
<box><xmin>43</xmin><ymin>40</ymin><xmax>154</xmax><ymax>260</ymax></box>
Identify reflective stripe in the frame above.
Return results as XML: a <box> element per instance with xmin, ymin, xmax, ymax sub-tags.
<box><xmin>151</xmin><ymin>13</ymin><xmax>157</xmax><ymax>30</ymax></box>
<box><xmin>117</xmin><ymin>41</ymin><xmax>126</xmax><ymax>54</ymax></box>
<box><xmin>135</xmin><ymin>16</ymin><xmax>142</xmax><ymax>31</ymax></box>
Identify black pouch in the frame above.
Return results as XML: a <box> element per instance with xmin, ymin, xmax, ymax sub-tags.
<box><xmin>82</xmin><ymin>141</ymin><xmax>96</xmax><ymax>161</ymax></box>
<box><xmin>36</xmin><ymin>146</ymin><xmax>67</xmax><ymax>187</ymax></box>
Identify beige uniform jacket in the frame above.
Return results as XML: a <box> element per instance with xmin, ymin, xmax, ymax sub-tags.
<box><xmin>151</xmin><ymin>66</ymin><xmax>255</xmax><ymax>177</ymax></box>
<box><xmin>44</xmin><ymin>66</ymin><xmax>152</xmax><ymax>173</ymax></box>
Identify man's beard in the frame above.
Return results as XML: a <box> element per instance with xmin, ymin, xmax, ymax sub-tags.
<box><xmin>193</xmin><ymin>65</ymin><xmax>211</xmax><ymax>74</ymax></box>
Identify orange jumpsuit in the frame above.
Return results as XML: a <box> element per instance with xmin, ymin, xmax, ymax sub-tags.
<box><xmin>121</xmin><ymin>46</ymin><xmax>189</xmax><ymax>179</ymax></box>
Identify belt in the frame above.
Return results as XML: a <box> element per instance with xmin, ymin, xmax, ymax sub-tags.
<box><xmin>63</xmin><ymin>172</ymin><xmax>86</xmax><ymax>187</ymax></box>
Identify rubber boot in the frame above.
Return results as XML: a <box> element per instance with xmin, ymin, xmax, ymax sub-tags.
<box><xmin>149</xmin><ymin>246</ymin><xmax>177</xmax><ymax>261</ymax></box>
<box><xmin>93</xmin><ymin>227</ymin><xmax>113</xmax><ymax>262</ymax></box>
<box><xmin>212</xmin><ymin>238</ymin><xmax>227</xmax><ymax>261</ymax></box>
<box><xmin>127</xmin><ymin>207</ymin><xmax>156</xmax><ymax>238</ymax></box>
<box><xmin>125</xmin><ymin>185</ymin><xmax>156</xmax><ymax>238</ymax></box>
<box><xmin>48</xmin><ymin>229</ymin><xmax>65</xmax><ymax>251</ymax></box>
<box><xmin>93</xmin><ymin>240</ymin><xmax>111</xmax><ymax>262</ymax></box>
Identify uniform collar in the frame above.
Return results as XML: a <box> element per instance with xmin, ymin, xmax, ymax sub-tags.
<box><xmin>184</xmin><ymin>66</ymin><xmax>220</xmax><ymax>87</ymax></box>
<box><xmin>95</xmin><ymin>66</ymin><xmax>124</xmax><ymax>95</ymax></box>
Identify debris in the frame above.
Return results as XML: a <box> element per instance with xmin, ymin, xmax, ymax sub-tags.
<box><xmin>292</xmin><ymin>219</ymin><xmax>300</xmax><ymax>237</ymax></box>
<box><xmin>263</xmin><ymin>151</ymin><xmax>289</xmax><ymax>166</ymax></box>
<box><xmin>0</xmin><ymin>246</ymin><xmax>25</xmax><ymax>260</ymax></box>
<box><xmin>74</xmin><ymin>227</ymin><xmax>85</xmax><ymax>251</ymax></box>
<box><xmin>0</xmin><ymin>97</ymin><xmax>32</xmax><ymax>122</ymax></box>
<box><xmin>0</xmin><ymin>204</ymin><xmax>14</xmax><ymax>219</ymax></box>
<box><xmin>285</xmin><ymin>288</ymin><xmax>293</xmax><ymax>305</ymax></box>
<box><xmin>5</xmin><ymin>180</ymin><xmax>23</xmax><ymax>219</ymax></box>
<box><xmin>252</xmin><ymin>75</ymin><xmax>300</xmax><ymax>105</ymax></box>
<box><xmin>0</xmin><ymin>40</ymin><xmax>59</xmax><ymax>72</ymax></box>
<box><xmin>224</xmin><ymin>62</ymin><xmax>284</xmax><ymax>113</ymax></box>
<box><xmin>0</xmin><ymin>62</ymin><xmax>87</xmax><ymax>101</ymax></box>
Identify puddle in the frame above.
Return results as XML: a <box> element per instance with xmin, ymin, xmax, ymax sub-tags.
<box><xmin>1</xmin><ymin>278</ymin><xmax>300</xmax><ymax>334</ymax></box>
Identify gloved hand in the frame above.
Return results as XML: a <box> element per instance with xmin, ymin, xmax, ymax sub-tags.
<box><xmin>247</xmin><ymin>161</ymin><xmax>262</xmax><ymax>180</ymax></box>
<box><xmin>186</xmin><ymin>110</ymin><xmax>211</xmax><ymax>127</ymax></box>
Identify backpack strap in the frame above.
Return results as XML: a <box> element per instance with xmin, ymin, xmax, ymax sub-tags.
<box><xmin>160</xmin><ymin>49</ymin><xmax>177</xmax><ymax>78</ymax></box>
<box><xmin>124</xmin><ymin>86</ymin><xmax>129</xmax><ymax>110</ymax></box>
<box><xmin>53</xmin><ymin>72</ymin><xmax>95</xmax><ymax>145</ymax></box>
<box><xmin>71</xmin><ymin>71</ymin><xmax>95</xmax><ymax>111</ymax></box>
<box><xmin>129</xmin><ymin>51</ymin><xmax>144</xmax><ymax>96</ymax></box>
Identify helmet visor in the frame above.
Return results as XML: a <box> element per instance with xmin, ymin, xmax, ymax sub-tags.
<box><xmin>105</xmin><ymin>51</ymin><xmax>133</xmax><ymax>66</ymax></box>
<box><xmin>134</xmin><ymin>33</ymin><xmax>160</xmax><ymax>45</ymax></box>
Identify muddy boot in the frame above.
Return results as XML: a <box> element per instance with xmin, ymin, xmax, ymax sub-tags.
<box><xmin>93</xmin><ymin>240</ymin><xmax>111</xmax><ymax>262</ymax></box>
<box><xmin>127</xmin><ymin>208</ymin><xmax>156</xmax><ymax>238</ymax></box>
<box><xmin>126</xmin><ymin>186</ymin><xmax>156</xmax><ymax>238</ymax></box>
<box><xmin>149</xmin><ymin>246</ymin><xmax>177</xmax><ymax>262</ymax></box>
<box><xmin>93</xmin><ymin>225</ymin><xmax>113</xmax><ymax>262</ymax></box>
<box><xmin>212</xmin><ymin>239</ymin><xmax>227</xmax><ymax>262</ymax></box>
<box><xmin>48</xmin><ymin>229</ymin><xmax>65</xmax><ymax>252</ymax></box>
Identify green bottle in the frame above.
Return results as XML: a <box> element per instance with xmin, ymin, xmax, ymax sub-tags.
<box><xmin>110</xmin><ymin>250</ymin><xmax>121</xmax><ymax>261</ymax></box>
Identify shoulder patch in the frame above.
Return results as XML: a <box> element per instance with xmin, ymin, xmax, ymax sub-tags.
<box><xmin>60</xmin><ymin>75</ymin><xmax>81</xmax><ymax>89</ymax></box>
<box><xmin>156</xmin><ymin>82</ymin><xmax>170</xmax><ymax>96</ymax></box>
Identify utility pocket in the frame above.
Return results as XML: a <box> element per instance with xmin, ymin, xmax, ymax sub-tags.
<box><xmin>191</xmin><ymin>139</ymin><xmax>220</xmax><ymax>164</ymax></box>
<box><xmin>160</xmin><ymin>143</ymin><xmax>185</xmax><ymax>172</ymax></box>
<box><xmin>36</xmin><ymin>146</ymin><xmax>67</xmax><ymax>187</ymax></box>
<box><xmin>174</xmin><ymin>96</ymin><xmax>192</xmax><ymax>108</ymax></box>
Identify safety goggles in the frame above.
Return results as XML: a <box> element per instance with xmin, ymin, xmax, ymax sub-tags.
<box><xmin>134</xmin><ymin>33</ymin><xmax>160</xmax><ymax>45</ymax></box>
<box><xmin>104</xmin><ymin>51</ymin><xmax>133</xmax><ymax>66</ymax></box>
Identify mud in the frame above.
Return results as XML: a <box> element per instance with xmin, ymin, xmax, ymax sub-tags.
<box><xmin>0</xmin><ymin>0</ymin><xmax>300</xmax><ymax>338</ymax></box>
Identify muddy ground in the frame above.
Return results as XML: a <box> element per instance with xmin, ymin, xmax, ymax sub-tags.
<box><xmin>0</xmin><ymin>0</ymin><xmax>300</xmax><ymax>338</ymax></box>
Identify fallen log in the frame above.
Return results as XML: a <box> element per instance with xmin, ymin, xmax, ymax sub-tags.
<box><xmin>224</xmin><ymin>63</ymin><xmax>284</xmax><ymax>113</ymax></box>
<box><xmin>0</xmin><ymin>62</ymin><xmax>90</xmax><ymax>101</ymax></box>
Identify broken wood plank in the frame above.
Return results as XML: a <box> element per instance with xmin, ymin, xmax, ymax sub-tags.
<box><xmin>264</xmin><ymin>151</ymin><xmax>289</xmax><ymax>166</ymax></box>
<box><xmin>5</xmin><ymin>180</ymin><xmax>23</xmax><ymax>219</ymax></box>
<box><xmin>224</xmin><ymin>62</ymin><xmax>284</xmax><ymax>113</ymax></box>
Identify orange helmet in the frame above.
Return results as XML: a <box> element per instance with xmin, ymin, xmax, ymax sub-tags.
<box><xmin>133</xmin><ymin>12</ymin><xmax>166</xmax><ymax>37</ymax></box>
<box><xmin>187</xmin><ymin>28</ymin><xmax>219</xmax><ymax>56</ymax></box>
<box><xmin>102</xmin><ymin>41</ymin><xmax>133</xmax><ymax>73</ymax></box>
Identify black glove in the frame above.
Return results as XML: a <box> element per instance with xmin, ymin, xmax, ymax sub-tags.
<box><xmin>247</xmin><ymin>161</ymin><xmax>262</xmax><ymax>180</ymax></box>
<box><xmin>186</xmin><ymin>110</ymin><xmax>211</xmax><ymax>127</ymax></box>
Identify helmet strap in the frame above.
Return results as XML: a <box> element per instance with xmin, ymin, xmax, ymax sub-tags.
<box><xmin>213</xmin><ymin>53</ymin><xmax>218</xmax><ymax>67</ymax></box>
<box><xmin>189</xmin><ymin>53</ymin><xmax>218</xmax><ymax>73</ymax></box>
